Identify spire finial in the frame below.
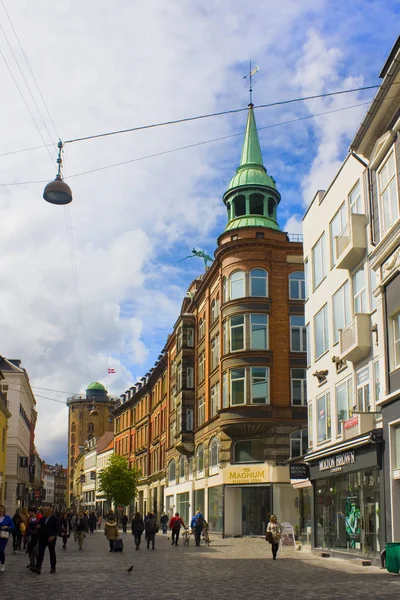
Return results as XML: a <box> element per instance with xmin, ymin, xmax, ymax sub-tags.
<box><xmin>243</xmin><ymin>60</ymin><xmax>259</xmax><ymax>105</ymax></box>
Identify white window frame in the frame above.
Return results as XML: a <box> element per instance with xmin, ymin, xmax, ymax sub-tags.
<box><xmin>336</xmin><ymin>377</ymin><xmax>353</xmax><ymax>435</ymax></box>
<box><xmin>353</xmin><ymin>266</ymin><xmax>366</xmax><ymax>314</ymax></box>
<box><xmin>168</xmin><ymin>460</ymin><xmax>176</xmax><ymax>483</ymax></box>
<box><xmin>250</xmin><ymin>268</ymin><xmax>268</xmax><ymax>297</ymax></box>
<box><xmin>211</xmin><ymin>297</ymin><xmax>220</xmax><ymax>324</ymax></box>
<box><xmin>356</xmin><ymin>366</ymin><xmax>371</xmax><ymax>412</ymax></box>
<box><xmin>393</xmin><ymin>313</ymin><xmax>400</xmax><ymax>370</ymax></box>
<box><xmin>186</xmin><ymin>408</ymin><xmax>193</xmax><ymax>431</ymax></box>
<box><xmin>373</xmin><ymin>359</ymin><xmax>380</xmax><ymax>405</ymax></box>
<box><xmin>304</xmin><ymin>258</ymin><xmax>310</xmax><ymax>301</ymax></box>
<box><xmin>197</xmin><ymin>395</ymin><xmax>205</xmax><ymax>427</ymax></box>
<box><xmin>210</xmin><ymin>382</ymin><xmax>220</xmax><ymax>418</ymax></box>
<box><xmin>291</xmin><ymin>368</ymin><xmax>307</xmax><ymax>406</ymax></box>
<box><xmin>250</xmin><ymin>366</ymin><xmax>269</xmax><ymax>404</ymax></box>
<box><xmin>187</xmin><ymin>366</ymin><xmax>194</xmax><ymax>389</ymax></box>
<box><xmin>198</xmin><ymin>352</ymin><xmax>205</xmax><ymax>383</ymax></box>
<box><xmin>314</xmin><ymin>304</ymin><xmax>329</xmax><ymax>359</ymax></box>
<box><xmin>230</xmin><ymin>314</ymin><xmax>245</xmax><ymax>352</ymax></box>
<box><xmin>211</xmin><ymin>335</ymin><xmax>220</xmax><ymax>371</ymax></box>
<box><xmin>349</xmin><ymin>180</ymin><xmax>363</xmax><ymax>214</ymax></box>
<box><xmin>290</xmin><ymin>315</ymin><xmax>306</xmax><ymax>352</ymax></box>
<box><xmin>250</xmin><ymin>313</ymin><xmax>268</xmax><ymax>350</ymax></box>
<box><xmin>330</xmin><ymin>204</ymin><xmax>347</xmax><ymax>267</ymax></box>
<box><xmin>230</xmin><ymin>270</ymin><xmax>246</xmax><ymax>300</ymax></box>
<box><xmin>176</xmin><ymin>361</ymin><xmax>182</xmax><ymax>391</ymax></box>
<box><xmin>290</xmin><ymin>428</ymin><xmax>308</xmax><ymax>458</ymax></box>
<box><xmin>289</xmin><ymin>271</ymin><xmax>305</xmax><ymax>300</ymax></box>
<box><xmin>223</xmin><ymin>277</ymin><xmax>228</xmax><ymax>303</ymax></box>
<box><xmin>378</xmin><ymin>151</ymin><xmax>399</xmax><ymax>236</ymax></box>
<box><xmin>230</xmin><ymin>368</ymin><xmax>246</xmax><ymax>406</ymax></box>
<box><xmin>333</xmin><ymin>281</ymin><xmax>351</xmax><ymax>344</ymax></box>
<box><xmin>196</xmin><ymin>444</ymin><xmax>204</xmax><ymax>476</ymax></box>
<box><xmin>198</xmin><ymin>317</ymin><xmax>205</xmax><ymax>340</ymax></box>
<box><xmin>222</xmin><ymin>372</ymin><xmax>228</xmax><ymax>408</ymax></box>
<box><xmin>308</xmin><ymin>403</ymin><xmax>313</xmax><ymax>447</ymax></box>
<box><xmin>317</xmin><ymin>392</ymin><xmax>331</xmax><ymax>443</ymax></box>
<box><xmin>187</xmin><ymin>328</ymin><xmax>194</xmax><ymax>347</ymax></box>
<box><xmin>209</xmin><ymin>437</ymin><xmax>219</xmax><ymax>473</ymax></box>
<box><xmin>223</xmin><ymin>320</ymin><xmax>228</xmax><ymax>355</ymax></box>
<box><xmin>312</xmin><ymin>233</ymin><xmax>326</xmax><ymax>289</ymax></box>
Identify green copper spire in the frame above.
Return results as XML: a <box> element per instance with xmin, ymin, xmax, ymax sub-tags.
<box><xmin>223</xmin><ymin>104</ymin><xmax>281</xmax><ymax>232</ymax></box>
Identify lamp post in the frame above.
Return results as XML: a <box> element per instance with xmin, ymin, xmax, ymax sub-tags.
<box><xmin>43</xmin><ymin>140</ymin><xmax>73</xmax><ymax>205</ymax></box>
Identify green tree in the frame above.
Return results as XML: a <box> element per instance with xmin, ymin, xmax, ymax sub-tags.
<box><xmin>98</xmin><ymin>454</ymin><xmax>141</xmax><ymax>507</ymax></box>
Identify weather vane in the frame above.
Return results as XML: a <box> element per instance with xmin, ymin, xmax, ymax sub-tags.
<box><xmin>243</xmin><ymin>59</ymin><xmax>259</xmax><ymax>105</ymax></box>
<box><xmin>179</xmin><ymin>248</ymin><xmax>213</xmax><ymax>271</ymax></box>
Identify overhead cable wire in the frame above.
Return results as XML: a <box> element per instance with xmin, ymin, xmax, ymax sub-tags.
<box><xmin>5</xmin><ymin>384</ymin><xmax>68</xmax><ymax>405</ymax></box>
<box><xmin>0</xmin><ymin>100</ymin><xmax>373</xmax><ymax>187</ymax></box>
<box><xmin>62</xmin><ymin>84</ymin><xmax>381</xmax><ymax>145</ymax></box>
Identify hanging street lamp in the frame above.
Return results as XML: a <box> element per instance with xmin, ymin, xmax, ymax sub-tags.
<box><xmin>43</xmin><ymin>139</ymin><xmax>72</xmax><ymax>205</ymax></box>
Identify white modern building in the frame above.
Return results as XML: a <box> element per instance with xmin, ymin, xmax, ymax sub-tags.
<box><xmin>303</xmin><ymin>149</ymin><xmax>383</xmax><ymax>559</ymax></box>
<box><xmin>81</xmin><ymin>437</ymin><xmax>97</xmax><ymax>513</ymax></box>
<box><xmin>95</xmin><ymin>431</ymin><xmax>114</xmax><ymax>516</ymax></box>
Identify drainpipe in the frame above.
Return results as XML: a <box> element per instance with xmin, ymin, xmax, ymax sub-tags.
<box><xmin>350</xmin><ymin>151</ymin><xmax>376</xmax><ymax>247</ymax></box>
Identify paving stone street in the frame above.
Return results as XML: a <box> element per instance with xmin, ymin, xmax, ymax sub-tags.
<box><xmin>0</xmin><ymin>531</ymin><xmax>399</xmax><ymax>600</ymax></box>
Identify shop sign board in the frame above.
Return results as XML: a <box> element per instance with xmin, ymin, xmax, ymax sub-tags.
<box><xmin>223</xmin><ymin>465</ymin><xmax>267</xmax><ymax>484</ymax></box>
<box><xmin>280</xmin><ymin>522</ymin><xmax>296</xmax><ymax>549</ymax></box>
<box><xmin>290</xmin><ymin>463</ymin><xmax>309</xmax><ymax>480</ymax></box>
<box><xmin>319</xmin><ymin>451</ymin><xmax>355</xmax><ymax>473</ymax></box>
<box><xmin>344</xmin><ymin>416</ymin><xmax>359</xmax><ymax>430</ymax></box>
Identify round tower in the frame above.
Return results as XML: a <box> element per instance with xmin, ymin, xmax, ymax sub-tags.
<box><xmin>67</xmin><ymin>382</ymin><xmax>116</xmax><ymax>506</ymax></box>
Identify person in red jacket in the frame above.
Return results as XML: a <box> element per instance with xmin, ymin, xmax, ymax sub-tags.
<box><xmin>169</xmin><ymin>513</ymin><xmax>186</xmax><ymax>546</ymax></box>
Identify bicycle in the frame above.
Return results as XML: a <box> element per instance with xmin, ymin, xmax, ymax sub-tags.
<box><xmin>182</xmin><ymin>528</ymin><xmax>190</xmax><ymax>547</ymax></box>
<box><xmin>202</xmin><ymin>528</ymin><xmax>210</xmax><ymax>547</ymax></box>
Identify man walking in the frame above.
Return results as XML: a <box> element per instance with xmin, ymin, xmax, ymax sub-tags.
<box><xmin>75</xmin><ymin>512</ymin><xmax>87</xmax><ymax>550</ymax></box>
<box><xmin>30</xmin><ymin>506</ymin><xmax>59</xmax><ymax>574</ymax></box>
<box><xmin>169</xmin><ymin>512</ymin><xmax>186</xmax><ymax>546</ymax></box>
<box><xmin>145</xmin><ymin>512</ymin><xmax>157</xmax><ymax>550</ymax></box>
<box><xmin>160</xmin><ymin>513</ymin><xmax>168</xmax><ymax>534</ymax></box>
<box><xmin>191</xmin><ymin>511</ymin><xmax>205</xmax><ymax>547</ymax></box>
<box><xmin>121</xmin><ymin>514</ymin><xmax>128</xmax><ymax>533</ymax></box>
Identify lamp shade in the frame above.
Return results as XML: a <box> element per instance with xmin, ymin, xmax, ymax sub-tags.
<box><xmin>43</xmin><ymin>177</ymin><xmax>72</xmax><ymax>205</ymax></box>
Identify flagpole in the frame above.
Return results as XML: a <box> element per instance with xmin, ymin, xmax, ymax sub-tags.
<box><xmin>249</xmin><ymin>58</ymin><xmax>252</xmax><ymax>105</ymax></box>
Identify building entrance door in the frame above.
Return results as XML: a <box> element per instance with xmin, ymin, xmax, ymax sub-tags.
<box><xmin>241</xmin><ymin>487</ymin><xmax>271</xmax><ymax>535</ymax></box>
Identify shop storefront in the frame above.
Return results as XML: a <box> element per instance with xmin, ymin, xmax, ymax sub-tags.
<box><xmin>305</xmin><ymin>435</ymin><xmax>384</xmax><ymax>558</ymax></box>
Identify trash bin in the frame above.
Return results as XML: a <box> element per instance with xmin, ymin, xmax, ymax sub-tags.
<box><xmin>386</xmin><ymin>542</ymin><xmax>400</xmax><ymax>574</ymax></box>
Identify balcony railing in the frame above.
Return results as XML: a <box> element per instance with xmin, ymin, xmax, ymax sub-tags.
<box><xmin>342</xmin><ymin>412</ymin><xmax>376</xmax><ymax>441</ymax></box>
<box><xmin>339</xmin><ymin>313</ymin><xmax>372</xmax><ymax>363</ymax></box>
<box><xmin>335</xmin><ymin>214</ymin><xmax>367</xmax><ymax>270</ymax></box>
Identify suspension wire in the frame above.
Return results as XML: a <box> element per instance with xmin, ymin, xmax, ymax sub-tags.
<box><xmin>0</xmin><ymin>100</ymin><xmax>373</xmax><ymax>187</ymax></box>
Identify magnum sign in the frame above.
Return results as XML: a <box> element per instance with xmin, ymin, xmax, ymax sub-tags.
<box><xmin>224</xmin><ymin>465</ymin><xmax>267</xmax><ymax>484</ymax></box>
<box><xmin>319</xmin><ymin>451</ymin><xmax>355</xmax><ymax>473</ymax></box>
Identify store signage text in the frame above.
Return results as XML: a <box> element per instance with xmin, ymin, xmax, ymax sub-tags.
<box><xmin>224</xmin><ymin>466</ymin><xmax>267</xmax><ymax>484</ymax></box>
<box><xmin>319</xmin><ymin>451</ymin><xmax>355</xmax><ymax>473</ymax></box>
<box><xmin>344</xmin><ymin>416</ymin><xmax>359</xmax><ymax>430</ymax></box>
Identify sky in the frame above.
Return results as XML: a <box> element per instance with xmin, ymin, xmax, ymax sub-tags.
<box><xmin>0</xmin><ymin>0</ymin><xmax>399</xmax><ymax>464</ymax></box>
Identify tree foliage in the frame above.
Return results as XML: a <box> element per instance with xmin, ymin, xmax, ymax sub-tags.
<box><xmin>98</xmin><ymin>454</ymin><xmax>141</xmax><ymax>507</ymax></box>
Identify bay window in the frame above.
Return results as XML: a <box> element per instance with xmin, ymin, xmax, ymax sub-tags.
<box><xmin>250</xmin><ymin>269</ymin><xmax>268</xmax><ymax>297</ymax></box>
<box><xmin>230</xmin><ymin>270</ymin><xmax>245</xmax><ymax>299</ymax></box>
<box><xmin>250</xmin><ymin>314</ymin><xmax>268</xmax><ymax>349</ymax></box>
<box><xmin>230</xmin><ymin>315</ymin><xmax>245</xmax><ymax>351</ymax></box>
<box><xmin>349</xmin><ymin>180</ymin><xmax>363</xmax><ymax>214</ymax></box>
<box><xmin>210</xmin><ymin>382</ymin><xmax>220</xmax><ymax>418</ymax></box>
<box><xmin>230</xmin><ymin>368</ymin><xmax>246</xmax><ymax>405</ymax></box>
<box><xmin>356</xmin><ymin>366</ymin><xmax>370</xmax><ymax>412</ymax></box>
<box><xmin>251</xmin><ymin>367</ymin><xmax>269</xmax><ymax>404</ymax></box>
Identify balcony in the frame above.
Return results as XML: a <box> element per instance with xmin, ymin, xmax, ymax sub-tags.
<box><xmin>174</xmin><ymin>431</ymin><xmax>194</xmax><ymax>455</ymax></box>
<box><xmin>335</xmin><ymin>214</ymin><xmax>368</xmax><ymax>270</ymax></box>
<box><xmin>339</xmin><ymin>314</ymin><xmax>372</xmax><ymax>363</ymax></box>
<box><xmin>342</xmin><ymin>412</ymin><xmax>376</xmax><ymax>441</ymax></box>
<box><xmin>219</xmin><ymin>406</ymin><xmax>274</xmax><ymax>438</ymax></box>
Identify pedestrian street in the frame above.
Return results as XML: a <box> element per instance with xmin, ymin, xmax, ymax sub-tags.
<box><xmin>1</xmin><ymin>532</ymin><xmax>399</xmax><ymax>600</ymax></box>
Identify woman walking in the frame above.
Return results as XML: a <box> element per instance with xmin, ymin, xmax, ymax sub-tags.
<box><xmin>0</xmin><ymin>504</ymin><xmax>14</xmax><ymax>572</ymax></box>
<box><xmin>59</xmin><ymin>512</ymin><xmax>71</xmax><ymax>550</ymax></box>
<box><xmin>12</xmin><ymin>508</ymin><xmax>22</xmax><ymax>553</ymax></box>
<box><xmin>131</xmin><ymin>512</ymin><xmax>145</xmax><ymax>550</ymax></box>
<box><xmin>266</xmin><ymin>515</ymin><xmax>283</xmax><ymax>560</ymax></box>
<box><xmin>104</xmin><ymin>514</ymin><xmax>119</xmax><ymax>552</ymax></box>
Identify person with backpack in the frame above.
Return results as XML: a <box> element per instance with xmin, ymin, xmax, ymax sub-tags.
<box><xmin>169</xmin><ymin>512</ymin><xmax>186</xmax><ymax>547</ymax></box>
<box><xmin>131</xmin><ymin>512</ymin><xmax>145</xmax><ymax>550</ymax></box>
<box><xmin>144</xmin><ymin>512</ymin><xmax>157</xmax><ymax>550</ymax></box>
<box><xmin>190</xmin><ymin>511</ymin><xmax>205</xmax><ymax>547</ymax></box>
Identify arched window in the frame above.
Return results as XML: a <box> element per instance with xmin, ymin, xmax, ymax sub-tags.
<box><xmin>209</xmin><ymin>437</ymin><xmax>219</xmax><ymax>470</ymax></box>
<box><xmin>71</xmin><ymin>422</ymin><xmax>76</xmax><ymax>432</ymax></box>
<box><xmin>250</xmin><ymin>269</ymin><xmax>268</xmax><ymax>297</ymax></box>
<box><xmin>88</xmin><ymin>422</ymin><xmax>94</xmax><ymax>433</ymax></box>
<box><xmin>289</xmin><ymin>271</ymin><xmax>305</xmax><ymax>300</ymax></box>
<box><xmin>233</xmin><ymin>440</ymin><xmax>265</xmax><ymax>463</ymax></box>
<box><xmin>168</xmin><ymin>459</ymin><xmax>176</xmax><ymax>482</ymax></box>
<box><xmin>234</xmin><ymin>195</ymin><xmax>246</xmax><ymax>217</ymax></box>
<box><xmin>196</xmin><ymin>444</ymin><xmax>204</xmax><ymax>473</ymax></box>
<box><xmin>249</xmin><ymin>193</ymin><xmax>264</xmax><ymax>215</ymax></box>
<box><xmin>71</xmin><ymin>434</ymin><xmax>76</xmax><ymax>444</ymax></box>
<box><xmin>222</xmin><ymin>277</ymin><xmax>228</xmax><ymax>303</ymax></box>
<box><xmin>179</xmin><ymin>455</ymin><xmax>185</xmax><ymax>479</ymax></box>
<box><xmin>198</xmin><ymin>317</ymin><xmax>205</xmax><ymax>340</ymax></box>
<box><xmin>211</xmin><ymin>296</ymin><xmax>219</xmax><ymax>324</ymax></box>
<box><xmin>230</xmin><ymin>270</ymin><xmax>245</xmax><ymax>300</ymax></box>
<box><xmin>70</xmin><ymin>445</ymin><xmax>75</xmax><ymax>455</ymax></box>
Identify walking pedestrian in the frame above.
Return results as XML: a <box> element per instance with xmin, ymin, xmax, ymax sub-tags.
<box><xmin>191</xmin><ymin>511</ymin><xmax>205</xmax><ymax>547</ymax></box>
<box><xmin>59</xmin><ymin>512</ymin><xmax>71</xmax><ymax>549</ymax></box>
<box><xmin>266</xmin><ymin>515</ymin><xmax>283</xmax><ymax>560</ymax></box>
<box><xmin>75</xmin><ymin>512</ymin><xmax>87</xmax><ymax>550</ymax></box>
<box><xmin>0</xmin><ymin>504</ymin><xmax>14</xmax><ymax>572</ymax></box>
<box><xmin>20</xmin><ymin>507</ymin><xmax>29</xmax><ymax>550</ymax></box>
<box><xmin>12</xmin><ymin>508</ymin><xmax>22</xmax><ymax>553</ymax></box>
<box><xmin>121</xmin><ymin>514</ymin><xmax>128</xmax><ymax>533</ymax></box>
<box><xmin>131</xmin><ymin>512</ymin><xmax>145</xmax><ymax>550</ymax></box>
<box><xmin>104</xmin><ymin>514</ymin><xmax>119</xmax><ymax>552</ymax></box>
<box><xmin>70</xmin><ymin>512</ymin><xmax>78</xmax><ymax>542</ymax></box>
<box><xmin>169</xmin><ymin>512</ymin><xmax>186</xmax><ymax>547</ymax></box>
<box><xmin>30</xmin><ymin>506</ymin><xmax>59</xmax><ymax>574</ymax></box>
<box><xmin>160</xmin><ymin>513</ymin><xmax>168</xmax><ymax>534</ymax></box>
<box><xmin>97</xmin><ymin>514</ymin><xmax>102</xmax><ymax>530</ymax></box>
<box><xmin>89</xmin><ymin>512</ymin><xmax>97</xmax><ymax>534</ymax></box>
<box><xmin>26</xmin><ymin>508</ymin><xmax>39</xmax><ymax>568</ymax></box>
<box><xmin>145</xmin><ymin>512</ymin><xmax>157</xmax><ymax>550</ymax></box>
